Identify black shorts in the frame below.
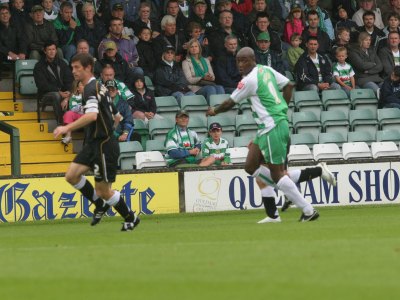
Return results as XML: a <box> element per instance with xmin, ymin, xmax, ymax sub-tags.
<box><xmin>73</xmin><ymin>137</ymin><xmax>119</xmax><ymax>182</ymax></box>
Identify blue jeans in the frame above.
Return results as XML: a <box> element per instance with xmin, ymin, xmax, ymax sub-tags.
<box><xmin>195</xmin><ymin>85</ymin><xmax>225</xmax><ymax>104</ymax></box>
<box><xmin>361</xmin><ymin>82</ymin><xmax>382</xmax><ymax>96</ymax></box>
<box><xmin>62</xmin><ymin>44</ymin><xmax>77</xmax><ymax>62</ymax></box>
<box><xmin>172</xmin><ymin>91</ymin><xmax>195</xmax><ymax>106</ymax></box>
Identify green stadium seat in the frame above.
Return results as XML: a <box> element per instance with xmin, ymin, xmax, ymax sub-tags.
<box><xmin>350</xmin><ymin>88</ymin><xmax>378</xmax><ymax>111</ymax></box>
<box><xmin>376</xmin><ymin>129</ymin><xmax>400</xmax><ymax>143</ymax></box>
<box><xmin>210</xmin><ymin>94</ymin><xmax>238</xmax><ymax>119</ymax></box>
<box><xmin>294</xmin><ymin>90</ymin><xmax>322</xmax><ymax>115</ymax></box>
<box><xmin>145</xmin><ymin>76</ymin><xmax>154</xmax><ymax>90</ymax></box>
<box><xmin>155</xmin><ymin>96</ymin><xmax>180</xmax><ymax>121</ymax></box>
<box><xmin>292</xmin><ymin>111</ymin><xmax>321</xmax><ymax>136</ymax></box>
<box><xmin>133</xmin><ymin>119</ymin><xmax>150</xmax><ymax>146</ymax></box>
<box><xmin>347</xmin><ymin>130</ymin><xmax>375</xmax><ymax>145</ymax></box>
<box><xmin>290</xmin><ymin>132</ymin><xmax>318</xmax><ymax>148</ymax></box>
<box><xmin>318</xmin><ymin>132</ymin><xmax>347</xmax><ymax>148</ymax></box>
<box><xmin>180</xmin><ymin>95</ymin><xmax>208</xmax><ymax>119</ymax></box>
<box><xmin>233</xmin><ymin>135</ymin><xmax>252</xmax><ymax>147</ymax></box>
<box><xmin>118</xmin><ymin>141</ymin><xmax>143</xmax><ymax>170</ymax></box>
<box><xmin>145</xmin><ymin>139</ymin><xmax>166</xmax><ymax>153</ymax></box>
<box><xmin>15</xmin><ymin>59</ymin><xmax>38</xmax><ymax>95</ymax></box>
<box><xmin>377</xmin><ymin>108</ymin><xmax>400</xmax><ymax>131</ymax></box>
<box><xmin>188</xmin><ymin>116</ymin><xmax>208</xmax><ymax>141</ymax></box>
<box><xmin>235</xmin><ymin>114</ymin><xmax>258</xmax><ymax>137</ymax></box>
<box><xmin>239</xmin><ymin>99</ymin><xmax>252</xmax><ymax>116</ymax></box>
<box><xmin>148</xmin><ymin>118</ymin><xmax>175</xmax><ymax>142</ymax></box>
<box><xmin>349</xmin><ymin>109</ymin><xmax>378</xmax><ymax>132</ymax></box>
<box><xmin>321</xmin><ymin>89</ymin><xmax>351</xmax><ymax>115</ymax></box>
<box><xmin>321</xmin><ymin>110</ymin><xmax>349</xmax><ymax>138</ymax></box>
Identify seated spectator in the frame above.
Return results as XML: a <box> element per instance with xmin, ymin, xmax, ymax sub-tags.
<box><xmin>187</xmin><ymin>21</ymin><xmax>210</xmax><ymax>58</ymax></box>
<box><xmin>331</xmin><ymin>27</ymin><xmax>351</xmax><ymax>61</ymax></box>
<box><xmin>295</xmin><ymin>36</ymin><xmax>339</xmax><ymax>91</ymax></box>
<box><xmin>248</xmin><ymin>0</ymin><xmax>283</xmax><ymax>32</ymax></box>
<box><xmin>213</xmin><ymin>35</ymin><xmax>241</xmax><ymax>93</ymax></box>
<box><xmin>249</xmin><ymin>12</ymin><xmax>282</xmax><ymax>54</ymax></box>
<box><xmin>304</xmin><ymin>0</ymin><xmax>334</xmax><ymax>40</ymax></box>
<box><xmin>214</xmin><ymin>0</ymin><xmax>250</xmax><ymax>35</ymax></box>
<box><xmin>152</xmin><ymin>14</ymin><xmax>187</xmax><ymax>63</ymax></box>
<box><xmin>165</xmin><ymin>0</ymin><xmax>188</xmax><ymax>35</ymax></box>
<box><xmin>182</xmin><ymin>38</ymin><xmax>225</xmax><ymax>104</ymax></box>
<box><xmin>25</xmin><ymin>5</ymin><xmax>61</xmax><ymax>60</ymax></box>
<box><xmin>332</xmin><ymin>0</ymin><xmax>356</xmax><ymax>21</ymax></box>
<box><xmin>110</xmin><ymin>3</ymin><xmax>135</xmax><ymax>39</ymax></box>
<box><xmin>279</xmin><ymin>0</ymin><xmax>305</xmax><ymax>21</ymax></box>
<box><xmin>383</xmin><ymin>12</ymin><xmax>400</xmax><ymax>36</ymax></box>
<box><xmin>283</xmin><ymin>4</ymin><xmax>305</xmax><ymax>44</ymax></box>
<box><xmin>61</xmin><ymin>80</ymin><xmax>84</xmax><ymax>144</ymax></box>
<box><xmin>128</xmin><ymin>74</ymin><xmax>161</xmax><ymax>123</ymax></box>
<box><xmin>98</xmin><ymin>17</ymin><xmax>143</xmax><ymax>75</ymax></box>
<box><xmin>105</xmin><ymin>79</ymin><xmax>137</xmax><ymax>142</ymax></box>
<box><xmin>287</xmin><ymin>33</ymin><xmax>304</xmax><ymax>72</ymax></box>
<box><xmin>76</xmin><ymin>38</ymin><xmax>91</xmax><ymax>55</ymax></box>
<box><xmin>356</xmin><ymin>10</ymin><xmax>386</xmax><ymax>50</ymax></box>
<box><xmin>109</xmin><ymin>0</ymin><xmax>139</xmax><ymax>23</ymax></box>
<box><xmin>154</xmin><ymin>45</ymin><xmax>195</xmax><ymax>104</ymax></box>
<box><xmin>136</xmin><ymin>27</ymin><xmax>157</xmax><ymax>79</ymax></box>
<box><xmin>333</xmin><ymin>47</ymin><xmax>356</xmax><ymax>96</ymax></box>
<box><xmin>334</xmin><ymin>5</ymin><xmax>358</xmax><ymax>43</ymax></box>
<box><xmin>53</xmin><ymin>1</ymin><xmax>80</xmax><ymax>62</ymax></box>
<box><xmin>0</xmin><ymin>5</ymin><xmax>27</xmax><ymax>62</ymax></box>
<box><xmin>207</xmin><ymin>9</ymin><xmax>246</xmax><ymax>58</ymax></box>
<box><xmin>75</xmin><ymin>3</ymin><xmax>106</xmax><ymax>57</ymax></box>
<box><xmin>254</xmin><ymin>32</ymin><xmax>285</xmax><ymax>74</ymax></box>
<box><xmin>348</xmin><ymin>31</ymin><xmax>384</xmax><ymax>94</ymax></box>
<box><xmin>231</xmin><ymin>0</ymin><xmax>253</xmax><ymax>16</ymax></box>
<box><xmin>99</xmin><ymin>65</ymin><xmax>134</xmax><ymax>101</ymax></box>
<box><xmin>164</xmin><ymin>110</ymin><xmax>202</xmax><ymax>167</ymax></box>
<box><xmin>200</xmin><ymin>122</ymin><xmax>231</xmax><ymax>166</ymax></box>
<box><xmin>42</xmin><ymin>0</ymin><xmax>58</xmax><ymax>22</ymax></box>
<box><xmin>301</xmin><ymin>10</ymin><xmax>331</xmax><ymax>56</ymax></box>
<box><xmin>352</xmin><ymin>0</ymin><xmax>384</xmax><ymax>29</ymax></box>
<box><xmin>382</xmin><ymin>0</ymin><xmax>400</xmax><ymax>26</ymax></box>
<box><xmin>10</xmin><ymin>0</ymin><xmax>29</xmax><ymax>27</ymax></box>
<box><xmin>379</xmin><ymin>31</ymin><xmax>400</xmax><ymax>79</ymax></box>
<box><xmin>33</xmin><ymin>41</ymin><xmax>73</xmax><ymax>125</ymax></box>
<box><xmin>188</xmin><ymin>0</ymin><xmax>219</xmax><ymax>33</ymax></box>
<box><xmin>379</xmin><ymin>65</ymin><xmax>400</xmax><ymax>108</ymax></box>
<box><xmin>132</xmin><ymin>2</ymin><xmax>160</xmax><ymax>39</ymax></box>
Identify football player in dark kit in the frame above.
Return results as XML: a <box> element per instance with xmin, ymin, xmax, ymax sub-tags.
<box><xmin>54</xmin><ymin>53</ymin><xmax>140</xmax><ymax>231</ymax></box>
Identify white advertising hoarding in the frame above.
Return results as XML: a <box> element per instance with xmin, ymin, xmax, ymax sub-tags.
<box><xmin>184</xmin><ymin>162</ymin><xmax>400</xmax><ymax>212</ymax></box>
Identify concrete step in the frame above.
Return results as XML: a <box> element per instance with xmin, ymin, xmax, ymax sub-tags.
<box><xmin>0</xmin><ymin>153</ymin><xmax>75</xmax><ymax>164</ymax></box>
<box><xmin>0</xmin><ymin>140</ymin><xmax>74</xmax><ymax>155</ymax></box>
<box><xmin>0</xmin><ymin>162</ymin><xmax>70</xmax><ymax>176</ymax></box>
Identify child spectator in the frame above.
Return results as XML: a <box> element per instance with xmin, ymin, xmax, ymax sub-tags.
<box><xmin>283</xmin><ymin>4</ymin><xmax>305</xmax><ymax>44</ymax></box>
<box><xmin>383</xmin><ymin>13</ymin><xmax>400</xmax><ymax>36</ymax></box>
<box><xmin>10</xmin><ymin>0</ymin><xmax>28</xmax><ymax>27</ymax></box>
<box><xmin>332</xmin><ymin>47</ymin><xmax>356</xmax><ymax>96</ymax></box>
<box><xmin>200</xmin><ymin>122</ymin><xmax>231</xmax><ymax>167</ymax></box>
<box><xmin>187</xmin><ymin>21</ymin><xmax>210</xmax><ymax>59</ymax></box>
<box><xmin>331</xmin><ymin>27</ymin><xmax>351</xmax><ymax>61</ymax></box>
<box><xmin>335</xmin><ymin>5</ymin><xmax>358</xmax><ymax>43</ymax></box>
<box><xmin>62</xmin><ymin>81</ymin><xmax>84</xmax><ymax>144</ymax></box>
<box><xmin>128</xmin><ymin>74</ymin><xmax>161</xmax><ymax>123</ymax></box>
<box><xmin>136</xmin><ymin>27</ymin><xmax>157</xmax><ymax>80</ymax></box>
<box><xmin>42</xmin><ymin>0</ymin><xmax>58</xmax><ymax>22</ymax></box>
<box><xmin>287</xmin><ymin>33</ymin><xmax>304</xmax><ymax>72</ymax></box>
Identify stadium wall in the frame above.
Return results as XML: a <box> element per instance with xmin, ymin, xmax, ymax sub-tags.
<box><xmin>0</xmin><ymin>161</ymin><xmax>399</xmax><ymax>223</ymax></box>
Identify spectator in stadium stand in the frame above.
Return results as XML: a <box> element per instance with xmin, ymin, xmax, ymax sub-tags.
<box><xmin>33</xmin><ymin>41</ymin><xmax>73</xmax><ymax>125</ymax></box>
<box><xmin>301</xmin><ymin>10</ymin><xmax>331</xmax><ymax>56</ymax></box>
<box><xmin>348</xmin><ymin>31</ymin><xmax>384</xmax><ymax>94</ymax></box>
<box><xmin>152</xmin><ymin>14</ymin><xmax>187</xmax><ymax>64</ymax></box>
<box><xmin>214</xmin><ymin>0</ymin><xmax>250</xmax><ymax>35</ymax></box>
<box><xmin>331</xmin><ymin>27</ymin><xmax>351</xmax><ymax>62</ymax></box>
<box><xmin>200</xmin><ymin>122</ymin><xmax>231</xmax><ymax>166</ymax></box>
<box><xmin>98</xmin><ymin>17</ymin><xmax>143</xmax><ymax>75</ymax></box>
<box><xmin>136</xmin><ymin>27</ymin><xmax>157</xmax><ymax>79</ymax></box>
<box><xmin>278</xmin><ymin>0</ymin><xmax>305</xmax><ymax>21</ymax></box>
<box><xmin>287</xmin><ymin>33</ymin><xmax>304</xmax><ymax>72</ymax></box>
<box><xmin>334</xmin><ymin>5</ymin><xmax>359</xmax><ymax>43</ymax></box>
<box><xmin>10</xmin><ymin>0</ymin><xmax>29</xmax><ymax>27</ymax></box>
<box><xmin>332</xmin><ymin>0</ymin><xmax>357</xmax><ymax>20</ymax></box>
<box><xmin>187</xmin><ymin>0</ymin><xmax>219</xmax><ymax>34</ymax></box>
<box><xmin>213</xmin><ymin>35</ymin><xmax>241</xmax><ymax>93</ymax></box>
<box><xmin>75</xmin><ymin>3</ymin><xmax>106</xmax><ymax>57</ymax></box>
<box><xmin>128</xmin><ymin>74</ymin><xmax>161</xmax><ymax>123</ymax></box>
<box><xmin>187</xmin><ymin>21</ymin><xmax>211</xmax><ymax>58</ymax></box>
<box><xmin>295</xmin><ymin>36</ymin><xmax>340</xmax><ymax>92</ymax></box>
<box><xmin>248</xmin><ymin>12</ymin><xmax>282</xmax><ymax>54</ymax></box>
<box><xmin>0</xmin><ymin>5</ymin><xmax>27</xmax><ymax>62</ymax></box>
<box><xmin>99</xmin><ymin>64</ymin><xmax>134</xmax><ymax>101</ymax></box>
<box><xmin>304</xmin><ymin>0</ymin><xmax>334</xmax><ymax>40</ymax></box>
<box><xmin>154</xmin><ymin>45</ymin><xmax>195</xmax><ymax>105</ymax></box>
<box><xmin>110</xmin><ymin>3</ymin><xmax>135</xmax><ymax>39</ymax></box>
<box><xmin>165</xmin><ymin>0</ymin><xmax>188</xmax><ymax>35</ymax></box>
<box><xmin>352</xmin><ymin>0</ymin><xmax>384</xmax><ymax>29</ymax></box>
<box><xmin>378</xmin><ymin>31</ymin><xmax>400</xmax><ymax>79</ymax></box>
<box><xmin>75</xmin><ymin>38</ymin><xmax>92</xmax><ymax>55</ymax></box>
<box><xmin>254</xmin><ymin>32</ymin><xmax>286</xmax><ymax>75</ymax></box>
<box><xmin>376</xmin><ymin>13</ymin><xmax>400</xmax><ymax>49</ymax></box>
<box><xmin>53</xmin><ymin>1</ymin><xmax>80</xmax><ymax>62</ymax></box>
<box><xmin>132</xmin><ymin>2</ymin><xmax>161</xmax><ymax>39</ymax></box>
<box><xmin>94</xmin><ymin>40</ymin><xmax>135</xmax><ymax>87</ymax></box>
<box><xmin>248</xmin><ymin>0</ymin><xmax>283</xmax><ymax>33</ymax></box>
<box><xmin>283</xmin><ymin>4</ymin><xmax>305</xmax><ymax>44</ymax></box>
<box><xmin>379</xmin><ymin>65</ymin><xmax>400</xmax><ymax>108</ymax></box>
<box><xmin>25</xmin><ymin>5</ymin><xmax>62</xmax><ymax>60</ymax></box>
<box><xmin>182</xmin><ymin>38</ymin><xmax>225</xmax><ymax>104</ymax></box>
<box><xmin>109</xmin><ymin>0</ymin><xmax>140</xmax><ymax>23</ymax></box>
<box><xmin>42</xmin><ymin>0</ymin><xmax>58</xmax><ymax>22</ymax></box>
<box><xmin>230</xmin><ymin>0</ymin><xmax>253</xmax><ymax>15</ymax></box>
<box><xmin>164</xmin><ymin>110</ymin><xmax>202</xmax><ymax>167</ymax></box>
<box><xmin>381</xmin><ymin>0</ymin><xmax>400</xmax><ymax>26</ymax></box>
<box><xmin>207</xmin><ymin>9</ymin><xmax>246</xmax><ymax>58</ymax></box>
<box><xmin>356</xmin><ymin>10</ymin><xmax>386</xmax><ymax>50</ymax></box>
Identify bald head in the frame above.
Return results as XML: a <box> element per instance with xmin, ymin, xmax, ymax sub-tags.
<box><xmin>237</xmin><ymin>47</ymin><xmax>256</xmax><ymax>60</ymax></box>
<box><xmin>236</xmin><ymin>47</ymin><xmax>256</xmax><ymax>76</ymax></box>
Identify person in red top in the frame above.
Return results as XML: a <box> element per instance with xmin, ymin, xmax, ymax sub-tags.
<box><xmin>283</xmin><ymin>5</ymin><xmax>305</xmax><ymax>43</ymax></box>
<box><xmin>231</xmin><ymin>0</ymin><xmax>253</xmax><ymax>15</ymax></box>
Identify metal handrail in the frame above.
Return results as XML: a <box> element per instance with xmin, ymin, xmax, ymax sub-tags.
<box><xmin>0</xmin><ymin>121</ymin><xmax>21</xmax><ymax>177</ymax></box>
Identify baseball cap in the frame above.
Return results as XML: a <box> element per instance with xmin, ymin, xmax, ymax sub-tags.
<box><xmin>104</xmin><ymin>40</ymin><xmax>117</xmax><ymax>50</ymax></box>
<box><xmin>257</xmin><ymin>32</ymin><xmax>270</xmax><ymax>41</ymax></box>
<box><xmin>105</xmin><ymin>80</ymin><xmax>117</xmax><ymax>89</ymax></box>
<box><xmin>112</xmin><ymin>3</ymin><xmax>124</xmax><ymax>10</ymax></box>
<box><xmin>31</xmin><ymin>5</ymin><xmax>44</xmax><ymax>13</ymax></box>
<box><xmin>209</xmin><ymin>122</ymin><xmax>222</xmax><ymax>131</ymax></box>
<box><xmin>193</xmin><ymin>0</ymin><xmax>206</xmax><ymax>5</ymax></box>
<box><xmin>163</xmin><ymin>44</ymin><xmax>175</xmax><ymax>53</ymax></box>
<box><xmin>176</xmin><ymin>110</ymin><xmax>189</xmax><ymax>118</ymax></box>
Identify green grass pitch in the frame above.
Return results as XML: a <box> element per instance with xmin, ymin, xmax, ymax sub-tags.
<box><xmin>1</xmin><ymin>205</ymin><xmax>399</xmax><ymax>300</ymax></box>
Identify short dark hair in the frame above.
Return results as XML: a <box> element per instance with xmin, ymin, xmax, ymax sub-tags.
<box><xmin>71</xmin><ymin>53</ymin><xmax>94</xmax><ymax>69</ymax></box>
<box><xmin>43</xmin><ymin>40</ymin><xmax>57</xmax><ymax>50</ymax></box>
<box><xmin>0</xmin><ymin>5</ymin><xmax>10</xmax><ymax>12</ymax></box>
<box><xmin>60</xmin><ymin>1</ymin><xmax>73</xmax><ymax>11</ymax></box>
<box><xmin>387</xmin><ymin>12</ymin><xmax>400</xmax><ymax>21</ymax></box>
<box><xmin>307</xmin><ymin>10</ymin><xmax>319</xmax><ymax>19</ymax></box>
<box><xmin>255</xmin><ymin>12</ymin><xmax>269</xmax><ymax>21</ymax></box>
<box><xmin>362</xmin><ymin>10</ymin><xmax>375</xmax><ymax>20</ymax></box>
<box><xmin>307</xmin><ymin>36</ymin><xmax>319</xmax><ymax>43</ymax></box>
<box><xmin>109</xmin><ymin>17</ymin><xmax>123</xmax><ymax>26</ymax></box>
